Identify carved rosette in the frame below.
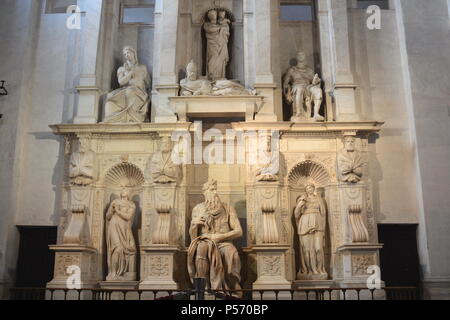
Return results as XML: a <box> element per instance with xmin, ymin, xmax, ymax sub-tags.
<box><xmin>352</xmin><ymin>254</ymin><xmax>376</xmax><ymax>276</ymax></box>
<box><xmin>261</xmin><ymin>256</ymin><xmax>282</xmax><ymax>277</ymax></box>
<box><xmin>147</xmin><ymin>256</ymin><xmax>170</xmax><ymax>277</ymax></box>
<box><xmin>55</xmin><ymin>254</ymin><xmax>81</xmax><ymax>278</ymax></box>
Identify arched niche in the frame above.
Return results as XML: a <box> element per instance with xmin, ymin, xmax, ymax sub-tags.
<box><xmin>287</xmin><ymin>160</ymin><xmax>333</xmax><ymax>279</ymax></box>
<box><xmin>102</xmin><ymin>162</ymin><xmax>145</xmax><ymax>280</ymax></box>
<box><xmin>288</xmin><ymin>160</ymin><xmax>331</xmax><ymax>191</ymax></box>
<box><xmin>201</xmin><ymin>7</ymin><xmax>236</xmax><ymax>79</ymax></box>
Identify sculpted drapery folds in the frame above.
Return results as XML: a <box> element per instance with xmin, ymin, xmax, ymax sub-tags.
<box><xmin>69</xmin><ymin>137</ymin><xmax>95</xmax><ymax>186</ymax></box>
<box><xmin>180</xmin><ymin>60</ymin><xmax>255</xmax><ymax>96</ymax></box>
<box><xmin>255</xmin><ymin>136</ymin><xmax>279</xmax><ymax>182</ymax></box>
<box><xmin>187</xmin><ymin>180</ymin><xmax>243</xmax><ymax>295</ymax></box>
<box><xmin>283</xmin><ymin>51</ymin><xmax>324</xmax><ymax>122</ymax></box>
<box><xmin>204</xmin><ymin>9</ymin><xmax>230</xmax><ymax>81</ymax></box>
<box><xmin>103</xmin><ymin>46</ymin><xmax>150</xmax><ymax>123</ymax></box>
<box><xmin>338</xmin><ymin>136</ymin><xmax>365</xmax><ymax>183</ymax></box>
<box><xmin>106</xmin><ymin>189</ymin><xmax>137</xmax><ymax>281</ymax></box>
<box><xmin>146</xmin><ymin>136</ymin><xmax>181</xmax><ymax>184</ymax></box>
<box><xmin>294</xmin><ymin>183</ymin><xmax>328</xmax><ymax>280</ymax></box>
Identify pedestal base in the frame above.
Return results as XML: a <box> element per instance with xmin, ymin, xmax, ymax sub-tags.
<box><xmin>292</xmin><ymin>280</ymin><xmax>335</xmax><ymax>300</ymax></box>
<box><xmin>99</xmin><ymin>281</ymin><xmax>139</xmax><ymax>290</ymax></box>
<box><xmin>171</xmin><ymin>95</ymin><xmax>263</xmax><ymax>122</ymax></box>
<box><xmin>296</xmin><ymin>273</ymin><xmax>329</xmax><ymax>281</ymax></box>
<box><xmin>337</xmin><ymin>243</ymin><xmax>385</xmax><ymax>300</ymax></box>
<box><xmin>47</xmin><ymin>245</ymin><xmax>98</xmax><ymax>289</ymax></box>
<box><xmin>293</xmin><ymin>280</ymin><xmax>334</xmax><ymax>289</ymax></box>
<box><xmin>46</xmin><ymin>245</ymin><xmax>98</xmax><ymax>300</ymax></box>
<box><xmin>139</xmin><ymin>245</ymin><xmax>180</xmax><ymax>290</ymax></box>
<box><xmin>251</xmin><ymin>245</ymin><xmax>291</xmax><ymax>300</ymax></box>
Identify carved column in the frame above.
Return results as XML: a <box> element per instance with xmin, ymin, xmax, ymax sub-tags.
<box><xmin>317</xmin><ymin>0</ymin><xmax>359</xmax><ymax>121</ymax></box>
<box><xmin>47</xmin><ymin>135</ymin><xmax>98</xmax><ymax>293</ymax></box>
<box><xmin>73</xmin><ymin>0</ymin><xmax>104</xmax><ymax>124</ymax></box>
<box><xmin>248</xmin><ymin>183</ymin><xmax>291</xmax><ymax>297</ymax></box>
<box><xmin>47</xmin><ymin>205</ymin><xmax>97</xmax><ymax>291</ymax></box>
<box><xmin>140</xmin><ymin>184</ymin><xmax>181</xmax><ymax>290</ymax></box>
<box><xmin>243</xmin><ymin>0</ymin><xmax>282</xmax><ymax>121</ymax></box>
<box><xmin>152</xmin><ymin>0</ymin><xmax>180</xmax><ymax>123</ymax></box>
<box><xmin>336</xmin><ymin>184</ymin><xmax>383</xmax><ymax>290</ymax></box>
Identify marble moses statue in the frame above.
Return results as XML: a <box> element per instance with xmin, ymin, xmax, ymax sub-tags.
<box><xmin>187</xmin><ymin>179</ymin><xmax>243</xmax><ymax>296</ymax></box>
<box><xmin>283</xmin><ymin>51</ymin><xmax>324</xmax><ymax>122</ymax></box>
<box><xmin>103</xmin><ymin>46</ymin><xmax>150</xmax><ymax>123</ymax></box>
<box><xmin>294</xmin><ymin>182</ymin><xmax>328</xmax><ymax>280</ymax></box>
<box><xmin>105</xmin><ymin>188</ymin><xmax>137</xmax><ymax>281</ymax></box>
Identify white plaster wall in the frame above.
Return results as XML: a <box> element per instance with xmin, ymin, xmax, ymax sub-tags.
<box><xmin>398</xmin><ymin>0</ymin><xmax>450</xmax><ymax>282</ymax></box>
<box><xmin>115</xmin><ymin>0</ymin><xmax>155</xmax><ymax>81</ymax></box>
<box><xmin>279</xmin><ymin>21</ymin><xmax>316</xmax><ymax>74</ymax></box>
<box><xmin>15</xmin><ymin>12</ymin><xmax>75</xmax><ymax>226</ymax></box>
<box><xmin>0</xmin><ymin>0</ymin><xmax>42</xmax><ymax>297</ymax></box>
<box><xmin>348</xmin><ymin>9</ymin><xmax>420</xmax><ymax>224</ymax></box>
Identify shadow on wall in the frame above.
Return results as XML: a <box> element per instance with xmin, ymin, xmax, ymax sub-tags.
<box><xmin>30</xmin><ymin>132</ymin><xmax>65</xmax><ymax>227</ymax></box>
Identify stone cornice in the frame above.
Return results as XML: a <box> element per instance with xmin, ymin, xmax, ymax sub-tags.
<box><xmin>50</xmin><ymin>121</ymin><xmax>383</xmax><ymax>136</ymax></box>
<box><xmin>50</xmin><ymin>123</ymin><xmax>194</xmax><ymax>135</ymax></box>
<box><xmin>231</xmin><ymin>121</ymin><xmax>384</xmax><ymax>134</ymax></box>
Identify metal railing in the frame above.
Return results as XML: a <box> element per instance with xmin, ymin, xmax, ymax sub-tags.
<box><xmin>9</xmin><ymin>286</ymin><xmax>420</xmax><ymax>301</ymax></box>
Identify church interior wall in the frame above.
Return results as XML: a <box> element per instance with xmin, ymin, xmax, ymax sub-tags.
<box><xmin>347</xmin><ymin>8</ymin><xmax>420</xmax><ymax>224</ymax></box>
<box><xmin>398</xmin><ymin>0</ymin><xmax>450</xmax><ymax>294</ymax></box>
<box><xmin>0</xmin><ymin>0</ymin><xmax>449</xmax><ymax>298</ymax></box>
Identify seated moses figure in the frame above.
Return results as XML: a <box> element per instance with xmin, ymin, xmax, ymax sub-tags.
<box><xmin>103</xmin><ymin>46</ymin><xmax>150</xmax><ymax>123</ymax></box>
<box><xmin>187</xmin><ymin>179</ymin><xmax>243</xmax><ymax>296</ymax></box>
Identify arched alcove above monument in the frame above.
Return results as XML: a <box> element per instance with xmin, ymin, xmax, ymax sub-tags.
<box><xmin>178</xmin><ymin>0</ymin><xmax>245</xmax><ymax>84</ymax></box>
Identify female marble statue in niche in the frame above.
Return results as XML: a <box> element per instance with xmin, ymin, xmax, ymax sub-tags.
<box><xmin>103</xmin><ymin>46</ymin><xmax>150</xmax><ymax>123</ymax></box>
<box><xmin>294</xmin><ymin>182</ymin><xmax>328</xmax><ymax>280</ymax></box>
<box><xmin>204</xmin><ymin>9</ymin><xmax>231</xmax><ymax>81</ymax></box>
<box><xmin>105</xmin><ymin>188</ymin><xmax>137</xmax><ymax>281</ymax></box>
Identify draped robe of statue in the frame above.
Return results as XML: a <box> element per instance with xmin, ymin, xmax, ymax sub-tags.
<box><xmin>179</xmin><ymin>60</ymin><xmax>255</xmax><ymax>96</ymax></box>
<box><xmin>294</xmin><ymin>189</ymin><xmax>328</xmax><ymax>279</ymax></box>
<box><xmin>104</xmin><ymin>48</ymin><xmax>150</xmax><ymax>123</ymax></box>
<box><xmin>204</xmin><ymin>18</ymin><xmax>230</xmax><ymax>80</ymax></box>
<box><xmin>148</xmin><ymin>150</ymin><xmax>180</xmax><ymax>184</ymax></box>
<box><xmin>187</xmin><ymin>200</ymin><xmax>242</xmax><ymax>295</ymax></box>
<box><xmin>180</xmin><ymin>77</ymin><xmax>213</xmax><ymax>96</ymax></box>
<box><xmin>284</xmin><ymin>64</ymin><xmax>322</xmax><ymax>120</ymax></box>
<box><xmin>255</xmin><ymin>150</ymin><xmax>279</xmax><ymax>182</ymax></box>
<box><xmin>69</xmin><ymin>148</ymin><xmax>94</xmax><ymax>186</ymax></box>
<box><xmin>337</xmin><ymin>149</ymin><xmax>364</xmax><ymax>183</ymax></box>
<box><xmin>106</xmin><ymin>196</ymin><xmax>137</xmax><ymax>281</ymax></box>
